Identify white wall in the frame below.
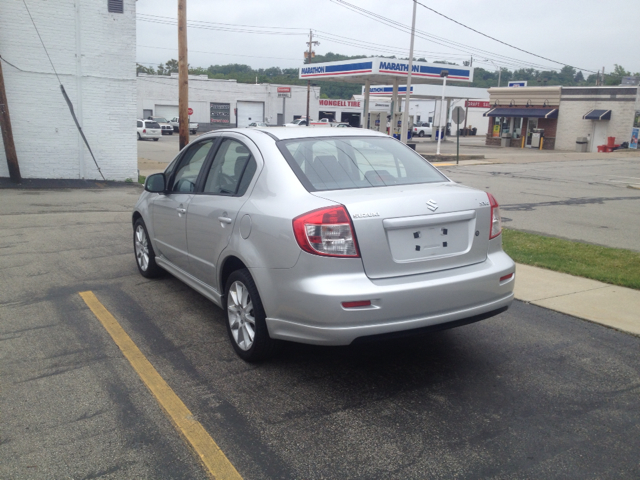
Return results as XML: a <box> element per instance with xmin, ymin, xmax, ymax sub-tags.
<box><xmin>137</xmin><ymin>75</ymin><xmax>319</xmax><ymax>127</ymax></box>
<box><xmin>0</xmin><ymin>0</ymin><xmax>137</xmax><ymax>181</ymax></box>
<box><xmin>556</xmin><ymin>87</ymin><xmax>639</xmax><ymax>151</ymax></box>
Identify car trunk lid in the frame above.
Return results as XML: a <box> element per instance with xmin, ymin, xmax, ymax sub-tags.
<box><xmin>312</xmin><ymin>183</ymin><xmax>492</xmax><ymax>279</ymax></box>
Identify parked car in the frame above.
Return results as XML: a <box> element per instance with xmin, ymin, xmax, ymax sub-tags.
<box><xmin>148</xmin><ymin>116</ymin><xmax>174</xmax><ymax>135</ymax></box>
<box><xmin>413</xmin><ymin>122</ymin><xmax>433</xmax><ymax>137</ymax></box>
<box><xmin>248</xmin><ymin>121</ymin><xmax>268</xmax><ymax>127</ymax></box>
<box><xmin>136</xmin><ymin>119</ymin><xmax>161</xmax><ymax>141</ymax></box>
<box><xmin>284</xmin><ymin>118</ymin><xmax>310</xmax><ymax>127</ymax></box>
<box><xmin>133</xmin><ymin>128</ymin><xmax>515</xmax><ymax>361</ymax></box>
<box><xmin>169</xmin><ymin>116</ymin><xmax>199</xmax><ymax>135</ymax></box>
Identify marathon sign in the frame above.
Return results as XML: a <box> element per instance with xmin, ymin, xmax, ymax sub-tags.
<box><xmin>300</xmin><ymin>57</ymin><xmax>472</xmax><ymax>82</ymax></box>
<box><xmin>369</xmin><ymin>86</ymin><xmax>414</xmax><ymax>96</ymax></box>
<box><xmin>300</xmin><ymin>61</ymin><xmax>373</xmax><ymax>78</ymax></box>
<box><xmin>466</xmin><ymin>100</ymin><xmax>491</xmax><ymax>108</ymax></box>
<box><xmin>319</xmin><ymin>99</ymin><xmax>361</xmax><ymax>107</ymax></box>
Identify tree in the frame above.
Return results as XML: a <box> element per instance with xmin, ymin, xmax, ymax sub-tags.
<box><xmin>605</xmin><ymin>64</ymin><xmax>630</xmax><ymax>85</ymax></box>
<box><xmin>574</xmin><ymin>71</ymin><xmax>585</xmax><ymax>83</ymax></box>
<box><xmin>164</xmin><ymin>59</ymin><xmax>179</xmax><ymax>74</ymax></box>
<box><xmin>136</xmin><ymin>63</ymin><xmax>155</xmax><ymax>75</ymax></box>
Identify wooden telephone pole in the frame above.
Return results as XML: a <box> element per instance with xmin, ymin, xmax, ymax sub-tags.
<box><xmin>0</xmin><ymin>58</ymin><xmax>21</xmax><ymax>183</ymax></box>
<box><xmin>178</xmin><ymin>0</ymin><xmax>189</xmax><ymax>150</ymax></box>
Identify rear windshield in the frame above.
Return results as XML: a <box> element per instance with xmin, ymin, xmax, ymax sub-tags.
<box><xmin>278</xmin><ymin>136</ymin><xmax>448</xmax><ymax>191</ymax></box>
<box><xmin>145</xmin><ymin>122</ymin><xmax>160</xmax><ymax>129</ymax></box>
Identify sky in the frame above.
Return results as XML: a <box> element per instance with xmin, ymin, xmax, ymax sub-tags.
<box><xmin>136</xmin><ymin>0</ymin><xmax>640</xmax><ymax>78</ymax></box>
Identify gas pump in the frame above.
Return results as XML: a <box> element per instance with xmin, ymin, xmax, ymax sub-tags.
<box><xmin>368</xmin><ymin>111</ymin><xmax>386</xmax><ymax>133</ymax></box>
<box><xmin>392</xmin><ymin>112</ymin><xmax>414</xmax><ymax>140</ymax></box>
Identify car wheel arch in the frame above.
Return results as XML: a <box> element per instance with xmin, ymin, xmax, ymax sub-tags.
<box><xmin>220</xmin><ymin>255</ymin><xmax>248</xmax><ymax>298</ymax></box>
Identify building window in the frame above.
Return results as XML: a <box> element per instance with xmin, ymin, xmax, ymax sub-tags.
<box><xmin>108</xmin><ymin>0</ymin><xmax>123</xmax><ymax>13</ymax></box>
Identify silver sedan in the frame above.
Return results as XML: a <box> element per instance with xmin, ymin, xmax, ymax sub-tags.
<box><xmin>133</xmin><ymin>128</ymin><xmax>515</xmax><ymax>361</ymax></box>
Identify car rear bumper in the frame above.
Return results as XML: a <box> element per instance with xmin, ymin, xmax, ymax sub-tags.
<box><xmin>254</xmin><ymin>250</ymin><xmax>515</xmax><ymax>346</ymax></box>
<box><xmin>139</xmin><ymin>132</ymin><xmax>161</xmax><ymax>139</ymax></box>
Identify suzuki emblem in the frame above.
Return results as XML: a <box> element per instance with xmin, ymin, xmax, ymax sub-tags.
<box><xmin>426</xmin><ymin>199</ymin><xmax>438</xmax><ymax>212</ymax></box>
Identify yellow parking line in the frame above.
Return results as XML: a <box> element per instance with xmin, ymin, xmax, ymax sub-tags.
<box><xmin>79</xmin><ymin>291</ymin><xmax>242</xmax><ymax>480</ymax></box>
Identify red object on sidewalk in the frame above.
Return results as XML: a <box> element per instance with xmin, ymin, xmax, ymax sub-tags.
<box><xmin>607</xmin><ymin>136</ymin><xmax>616</xmax><ymax>147</ymax></box>
<box><xmin>598</xmin><ymin>145</ymin><xmax>606</xmax><ymax>152</ymax></box>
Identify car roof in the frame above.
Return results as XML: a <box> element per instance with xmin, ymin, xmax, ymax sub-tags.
<box><xmin>200</xmin><ymin>127</ymin><xmax>390</xmax><ymax>142</ymax></box>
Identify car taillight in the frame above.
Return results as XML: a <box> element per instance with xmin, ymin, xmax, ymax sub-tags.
<box><xmin>292</xmin><ymin>206</ymin><xmax>360</xmax><ymax>257</ymax></box>
<box><xmin>487</xmin><ymin>192</ymin><xmax>502</xmax><ymax>239</ymax></box>
<box><xmin>143</xmin><ymin>129</ymin><xmax>146</xmax><ymax>133</ymax></box>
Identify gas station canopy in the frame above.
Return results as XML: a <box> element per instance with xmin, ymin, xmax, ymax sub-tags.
<box><xmin>298</xmin><ymin>57</ymin><xmax>473</xmax><ymax>84</ymax></box>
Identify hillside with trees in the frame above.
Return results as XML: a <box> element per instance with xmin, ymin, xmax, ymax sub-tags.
<box><xmin>137</xmin><ymin>54</ymin><xmax>639</xmax><ymax>99</ymax></box>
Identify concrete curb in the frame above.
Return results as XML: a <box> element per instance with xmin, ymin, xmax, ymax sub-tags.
<box><xmin>514</xmin><ymin>263</ymin><xmax>640</xmax><ymax>337</ymax></box>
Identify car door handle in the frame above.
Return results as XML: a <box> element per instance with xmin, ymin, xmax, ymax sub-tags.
<box><xmin>176</xmin><ymin>207</ymin><xmax>187</xmax><ymax>214</ymax></box>
<box><xmin>218</xmin><ymin>216</ymin><xmax>232</xmax><ymax>224</ymax></box>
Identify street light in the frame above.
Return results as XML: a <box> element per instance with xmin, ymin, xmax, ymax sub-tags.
<box><xmin>436</xmin><ymin>70</ymin><xmax>448</xmax><ymax>156</ymax></box>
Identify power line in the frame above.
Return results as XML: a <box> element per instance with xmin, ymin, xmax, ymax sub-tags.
<box><xmin>0</xmin><ymin>55</ymin><xmax>25</xmax><ymax>72</ymax></box>
<box><xmin>22</xmin><ymin>0</ymin><xmax>104</xmax><ymax>180</ymax></box>
<box><xmin>137</xmin><ymin>15</ymin><xmax>306</xmax><ymax>36</ymax></box>
<box><xmin>414</xmin><ymin>1</ymin><xmax>597</xmax><ymax>74</ymax></box>
<box><xmin>329</xmin><ymin>0</ymin><xmax>576</xmax><ymax>72</ymax></box>
<box><xmin>137</xmin><ymin>45</ymin><xmax>301</xmax><ymax>62</ymax></box>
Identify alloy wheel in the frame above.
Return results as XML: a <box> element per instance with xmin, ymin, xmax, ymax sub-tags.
<box><xmin>227</xmin><ymin>281</ymin><xmax>256</xmax><ymax>351</ymax></box>
<box><xmin>134</xmin><ymin>225</ymin><xmax>149</xmax><ymax>271</ymax></box>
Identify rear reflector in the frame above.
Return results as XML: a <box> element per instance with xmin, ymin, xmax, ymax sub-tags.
<box><xmin>500</xmin><ymin>273</ymin><xmax>514</xmax><ymax>282</ymax></box>
<box><xmin>342</xmin><ymin>300</ymin><xmax>371</xmax><ymax>308</ymax></box>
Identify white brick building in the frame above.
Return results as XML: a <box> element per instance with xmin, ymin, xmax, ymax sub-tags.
<box><xmin>0</xmin><ymin>0</ymin><xmax>137</xmax><ymax>181</ymax></box>
<box><xmin>137</xmin><ymin>74</ymin><xmax>319</xmax><ymax>129</ymax></box>
<box><xmin>555</xmin><ymin>87</ymin><xmax>640</xmax><ymax>151</ymax></box>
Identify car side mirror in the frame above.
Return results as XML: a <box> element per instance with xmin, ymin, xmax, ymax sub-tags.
<box><xmin>145</xmin><ymin>173</ymin><xmax>167</xmax><ymax>193</ymax></box>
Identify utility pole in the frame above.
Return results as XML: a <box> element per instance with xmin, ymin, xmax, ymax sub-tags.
<box><xmin>305</xmin><ymin>30</ymin><xmax>319</xmax><ymax>127</ymax></box>
<box><xmin>400</xmin><ymin>0</ymin><xmax>417</xmax><ymax>145</ymax></box>
<box><xmin>0</xmin><ymin>58</ymin><xmax>21</xmax><ymax>183</ymax></box>
<box><xmin>178</xmin><ymin>0</ymin><xmax>189</xmax><ymax>150</ymax></box>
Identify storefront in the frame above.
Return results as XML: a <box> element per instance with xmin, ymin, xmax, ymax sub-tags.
<box><xmin>317</xmin><ymin>99</ymin><xmax>362</xmax><ymax>126</ymax></box>
<box><xmin>484</xmin><ymin>107</ymin><xmax>559</xmax><ymax>148</ymax></box>
<box><xmin>137</xmin><ymin>73</ymin><xmax>319</xmax><ymax>130</ymax></box>
<box><xmin>483</xmin><ymin>86</ymin><xmax>561</xmax><ymax>149</ymax></box>
<box><xmin>484</xmin><ymin>85</ymin><xmax>640</xmax><ymax>151</ymax></box>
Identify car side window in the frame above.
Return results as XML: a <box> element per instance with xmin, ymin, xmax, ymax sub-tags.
<box><xmin>203</xmin><ymin>139</ymin><xmax>257</xmax><ymax>196</ymax></box>
<box><xmin>137</xmin><ymin>121</ymin><xmax>142</xmax><ymax>128</ymax></box>
<box><xmin>170</xmin><ymin>140</ymin><xmax>215</xmax><ymax>193</ymax></box>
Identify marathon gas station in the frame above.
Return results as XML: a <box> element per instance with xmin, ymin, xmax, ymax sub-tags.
<box><xmin>299</xmin><ymin>57</ymin><xmax>489</xmax><ymax>141</ymax></box>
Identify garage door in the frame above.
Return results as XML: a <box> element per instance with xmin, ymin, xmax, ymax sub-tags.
<box><xmin>155</xmin><ymin>105</ymin><xmax>179</xmax><ymax>121</ymax></box>
<box><xmin>237</xmin><ymin>101</ymin><xmax>264</xmax><ymax>128</ymax></box>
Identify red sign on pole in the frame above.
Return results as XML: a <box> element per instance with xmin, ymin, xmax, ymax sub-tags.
<box><xmin>277</xmin><ymin>87</ymin><xmax>291</xmax><ymax>93</ymax></box>
<box><xmin>187</xmin><ymin>107</ymin><xmax>194</xmax><ymax>115</ymax></box>
<box><xmin>465</xmin><ymin>100</ymin><xmax>491</xmax><ymax>108</ymax></box>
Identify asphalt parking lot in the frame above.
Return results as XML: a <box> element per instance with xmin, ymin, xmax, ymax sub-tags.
<box><xmin>1</xmin><ymin>186</ymin><xmax>640</xmax><ymax>479</ymax></box>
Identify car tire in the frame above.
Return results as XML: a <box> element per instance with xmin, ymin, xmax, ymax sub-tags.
<box><xmin>137</xmin><ymin>133</ymin><xmax>141</xmax><ymax>141</ymax></box>
<box><xmin>133</xmin><ymin>218</ymin><xmax>164</xmax><ymax>278</ymax></box>
<box><xmin>224</xmin><ymin>269</ymin><xmax>281</xmax><ymax>362</ymax></box>
<box><xmin>153</xmin><ymin>138</ymin><xmax>159</xmax><ymax>141</ymax></box>
<box><xmin>418</xmin><ymin>131</ymin><xmax>425</xmax><ymax>137</ymax></box>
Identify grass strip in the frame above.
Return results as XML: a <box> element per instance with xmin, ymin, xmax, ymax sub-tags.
<box><xmin>502</xmin><ymin>229</ymin><xmax>640</xmax><ymax>290</ymax></box>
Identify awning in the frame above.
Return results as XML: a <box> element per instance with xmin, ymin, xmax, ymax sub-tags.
<box><xmin>483</xmin><ymin>107</ymin><xmax>558</xmax><ymax>119</ymax></box>
<box><xmin>583</xmin><ymin>109</ymin><xmax>611</xmax><ymax>120</ymax></box>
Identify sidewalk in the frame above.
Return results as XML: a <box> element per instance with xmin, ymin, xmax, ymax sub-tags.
<box><xmin>514</xmin><ymin>263</ymin><xmax>640</xmax><ymax>337</ymax></box>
